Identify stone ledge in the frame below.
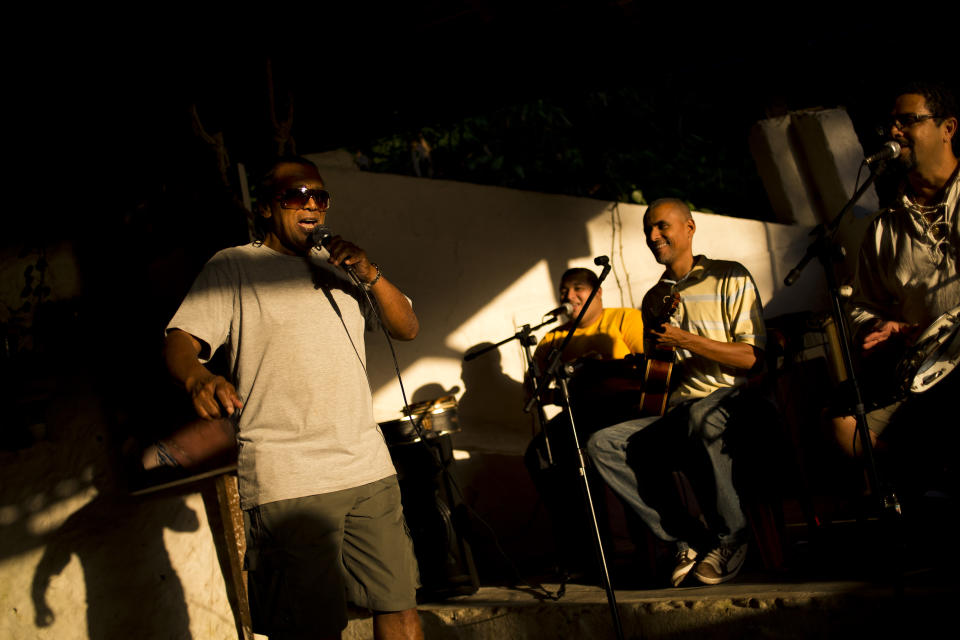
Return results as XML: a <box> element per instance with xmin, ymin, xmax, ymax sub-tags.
<box><xmin>344</xmin><ymin>578</ymin><xmax>952</xmax><ymax>639</ymax></box>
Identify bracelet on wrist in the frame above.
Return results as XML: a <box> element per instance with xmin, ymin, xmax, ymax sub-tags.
<box><xmin>363</xmin><ymin>263</ymin><xmax>382</xmax><ymax>290</ymax></box>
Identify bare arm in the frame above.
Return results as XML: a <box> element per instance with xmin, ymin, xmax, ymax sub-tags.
<box><xmin>650</xmin><ymin>324</ymin><xmax>760</xmax><ymax>371</ymax></box>
<box><xmin>368</xmin><ymin>275</ymin><xmax>420</xmax><ymax>340</ymax></box>
<box><xmin>164</xmin><ymin>329</ymin><xmax>243</xmax><ymax>419</ymax></box>
<box><xmin>324</xmin><ymin>236</ymin><xmax>420</xmax><ymax>340</ymax></box>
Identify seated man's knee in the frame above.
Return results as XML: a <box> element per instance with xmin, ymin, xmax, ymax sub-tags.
<box><xmin>586</xmin><ymin>430</ymin><xmax>608</xmax><ymax>459</ymax></box>
<box><xmin>829</xmin><ymin>413</ymin><xmax>878</xmax><ymax>458</ymax></box>
<box><xmin>688</xmin><ymin>402</ymin><xmax>729</xmax><ymax>442</ymax></box>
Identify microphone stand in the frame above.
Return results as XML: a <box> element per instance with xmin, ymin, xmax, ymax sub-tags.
<box><xmin>784</xmin><ymin>167</ymin><xmax>902</xmax><ymax>524</ymax></box>
<box><xmin>465</xmin><ymin>317</ymin><xmax>559</xmax><ymax>463</ymax></box>
<box><xmin>527</xmin><ymin>256</ymin><xmax>625</xmax><ymax>640</ymax></box>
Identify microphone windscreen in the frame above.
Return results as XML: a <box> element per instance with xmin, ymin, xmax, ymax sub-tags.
<box><xmin>311</xmin><ymin>224</ymin><xmax>333</xmax><ymax>247</ymax></box>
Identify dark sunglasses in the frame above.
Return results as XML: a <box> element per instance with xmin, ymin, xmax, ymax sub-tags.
<box><xmin>276</xmin><ymin>186</ymin><xmax>331</xmax><ymax>210</ymax></box>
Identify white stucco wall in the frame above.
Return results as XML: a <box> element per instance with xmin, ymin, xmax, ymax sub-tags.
<box><xmin>312</xmin><ymin>161</ymin><xmax>825</xmax><ymax>455</ymax></box>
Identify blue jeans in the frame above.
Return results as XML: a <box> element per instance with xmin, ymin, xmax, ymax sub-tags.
<box><xmin>586</xmin><ymin>386</ymin><xmax>749</xmax><ymax>548</ymax></box>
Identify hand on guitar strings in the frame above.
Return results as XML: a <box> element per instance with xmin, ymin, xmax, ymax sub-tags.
<box><xmin>649</xmin><ymin>322</ymin><xmax>692</xmax><ymax>349</ymax></box>
<box><xmin>861</xmin><ymin>319</ymin><xmax>920</xmax><ymax>353</ymax></box>
<box><xmin>649</xmin><ymin>322</ymin><xmax>760</xmax><ymax>370</ymax></box>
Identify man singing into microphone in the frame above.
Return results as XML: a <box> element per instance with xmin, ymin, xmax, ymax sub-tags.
<box><xmin>164</xmin><ymin>157</ymin><xmax>423</xmax><ymax>640</ymax></box>
<box><xmin>830</xmin><ymin>82</ymin><xmax>958</xmax><ymax>495</ymax></box>
<box><xmin>524</xmin><ymin>267</ymin><xmax>644</xmax><ymax>576</ymax></box>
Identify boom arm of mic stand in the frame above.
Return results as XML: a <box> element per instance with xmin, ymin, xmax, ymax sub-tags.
<box><xmin>550</xmin><ymin>260</ymin><xmax>612</xmax><ymax>360</ymax></box>
<box><xmin>784</xmin><ymin>170</ymin><xmax>878</xmax><ymax>286</ymax></box>
<box><xmin>463</xmin><ymin>316</ymin><xmax>557</xmax><ymax>362</ymax></box>
<box><xmin>524</xmin><ymin>258</ymin><xmax>613</xmax><ymax>411</ymax></box>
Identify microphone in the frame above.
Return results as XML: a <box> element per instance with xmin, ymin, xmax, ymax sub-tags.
<box><xmin>594</xmin><ymin>255</ymin><xmax>610</xmax><ymax>266</ymax></box>
<box><xmin>864</xmin><ymin>141</ymin><xmax>901</xmax><ymax>167</ymax></box>
<box><xmin>545</xmin><ymin>302</ymin><xmax>574</xmax><ymax>319</ymax></box>
<box><xmin>310</xmin><ymin>224</ymin><xmax>362</xmax><ymax>285</ymax></box>
<box><xmin>311</xmin><ymin>224</ymin><xmax>334</xmax><ymax>250</ymax></box>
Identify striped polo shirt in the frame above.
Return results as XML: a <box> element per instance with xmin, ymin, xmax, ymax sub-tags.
<box><xmin>641</xmin><ymin>256</ymin><xmax>766</xmax><ymax>404</ymax></box>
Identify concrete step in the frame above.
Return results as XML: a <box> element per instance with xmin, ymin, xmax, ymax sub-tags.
<box><xmin>345</xmin><ymin>571</ymin><xmax>953</xmax><ymax>639</ymax></box>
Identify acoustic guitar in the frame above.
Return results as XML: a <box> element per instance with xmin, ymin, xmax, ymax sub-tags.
<box><xmin>637</xmin><ymin>290</ymin><xmax>682</xmax><ymax>416</ymax></box>
<box><xmin>565</xmin><ymin>291</ymin><xmax>682</xmax><ymax>427</ymax></box>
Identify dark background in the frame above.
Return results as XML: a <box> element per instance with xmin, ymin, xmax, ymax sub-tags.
<box><xmin>6</xmin><ymin>3</ymin><xmax>959</xmax><ymax>450</ymax></box>
<box><xmin>24</xmin><ymin>4</ymin><xmax>960</xmax><ymax>234</ymax></box>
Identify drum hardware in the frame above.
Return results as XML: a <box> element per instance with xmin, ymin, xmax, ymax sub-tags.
<box><xmin>379</xmin><ymin>394</ymin><xmax>461</xmax><ymax>447</ymax></box>
<box><xmin>783</xmin><ymin>163</ymin><xmax>901</xmax><ymax>526</ymax></box>
<box><xmin>385</xmin><ymin>403</ymin><xmax>479</xmax><ymax>600</ymax></box>
<box><xmin>783</xmin><ymin>164</ymin><xmax>902</xmax><ymax>528</ymax></box>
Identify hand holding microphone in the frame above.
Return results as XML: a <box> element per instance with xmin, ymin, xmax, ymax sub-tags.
<box><xmin>311</xmin><ymin>225</ymin><xmax>379</xmax><ymax>285</ymax></box>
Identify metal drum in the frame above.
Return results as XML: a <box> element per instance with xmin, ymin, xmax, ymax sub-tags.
<box><xmin>897</xmin><ymin>305</ymin><xmax>960</xmax><ymax>395</ymax></box>
<box><xmin>379</xmin><ymin>395</ymin><xmax>461</xmax><ymax>446</ymax></box>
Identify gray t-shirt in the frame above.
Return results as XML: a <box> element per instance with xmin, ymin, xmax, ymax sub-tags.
<box><xmin>167</xmin><ymin>243</ymin><xmax>397</xmax><ymax>509</ymax></box>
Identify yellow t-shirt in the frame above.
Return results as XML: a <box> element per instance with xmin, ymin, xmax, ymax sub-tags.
<box><xmin>533</xmin><ymin>307</ymin><xmax>644</xmax><ymax>373</ymax></box>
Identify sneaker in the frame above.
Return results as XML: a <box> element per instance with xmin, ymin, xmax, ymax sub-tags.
<box><xmin>670</xmin><ymin>546</ymin><xmax>699</xmax><ymax>587</ymax></box>
<box><xmin>693</xmin><ymin>543</ymin><xmax>747</xmax><ymax>585</ymax></box>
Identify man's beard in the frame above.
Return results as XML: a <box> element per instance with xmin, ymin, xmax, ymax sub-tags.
<box><xmin>650</xmin><ymin>244</ymin><xmax>670</xmax><ymax>265</ymax></box>
<box><xmin>890</xmin><ymin>144</ymin><xmax>916</xmax><ymax>172</ymax></box>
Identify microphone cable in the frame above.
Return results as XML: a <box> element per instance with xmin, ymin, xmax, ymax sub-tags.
<box><xmin>351</xmin><ymin>269</ymin><xmax>567</xmax><ymax>600</ymax></box>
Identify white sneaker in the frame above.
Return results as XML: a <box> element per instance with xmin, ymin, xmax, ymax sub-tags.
<box><xmin>670</xmin><ymin>546</ymin><xmax>699</xmax><ymax>587</ymax></box>
<box><xmin>693</xmin><ymin>543</ymin><xmax>747</xmax><ymax>585</ymax></box>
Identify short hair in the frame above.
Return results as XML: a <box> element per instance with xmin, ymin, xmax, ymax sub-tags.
<box><xmin>251</xmin><ymin>156</ymin><xmax>322</xmax><ymax>241</ymax></box>
<box><xmin>895</xmin><ymin>81</ymin><xmax>958</xmax><ymax>121</ymax></box>
<box><xmin>646</xmin><ymin>197</ymin><xmax>693</xmax><ymax>220</ymax></box>
<box><xmin>560</xmin><ymin>267</ymin><xmax>599</xmax><ymax>290</ymax></box>
<box><xmin>255</xmin><ymin>155</ymin><xmax>322</xmax><ymax>204</ymax></box>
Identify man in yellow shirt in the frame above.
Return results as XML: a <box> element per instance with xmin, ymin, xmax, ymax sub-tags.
<box><xmin>533</xmin><ymin>268</ymin><xmax>645</xmax><ymax>372</ymax></box>
<box><xmin>525</xmin><ymin>267</ymin><xmax>644</xmax><ymax>576</ymax></box>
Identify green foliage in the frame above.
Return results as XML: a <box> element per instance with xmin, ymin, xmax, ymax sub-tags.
<box><xmin>356</xmin><ymin>87</ymin><xmax>770</xmax><ymax>220</ymax></box>
<box><xmin>16</xmin><ymin>249</ymin><xmax>50</xmax><ymax>314</ymax></box>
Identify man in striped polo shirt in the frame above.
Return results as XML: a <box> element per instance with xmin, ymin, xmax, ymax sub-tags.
<box><xmin>587</xmin><ymin>198</ymin><xmax>766</xmax><ymax>586</ymax></box>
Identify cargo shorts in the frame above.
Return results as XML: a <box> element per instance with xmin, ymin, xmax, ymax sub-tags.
<box><xmin>243</xmin><ymin>475</ymin><xmax>420</xmax><ymax>638</ymax></box>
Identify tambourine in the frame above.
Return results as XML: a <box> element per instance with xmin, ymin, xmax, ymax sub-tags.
<box><xmin>896</xmin><ymin>305</ymin><xmax>960</xmax><ymax>395</ymax></box>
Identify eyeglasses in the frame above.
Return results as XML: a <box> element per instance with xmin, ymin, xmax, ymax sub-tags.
<box><xmin>883</xmin><ymin>113</ymin><xmax>938</xmax><ymax>131</ymax></box>
<box><xmin>275</xmin><ymin>186</ymin><xmax>331</xmax><ymax>211</ymax></box>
